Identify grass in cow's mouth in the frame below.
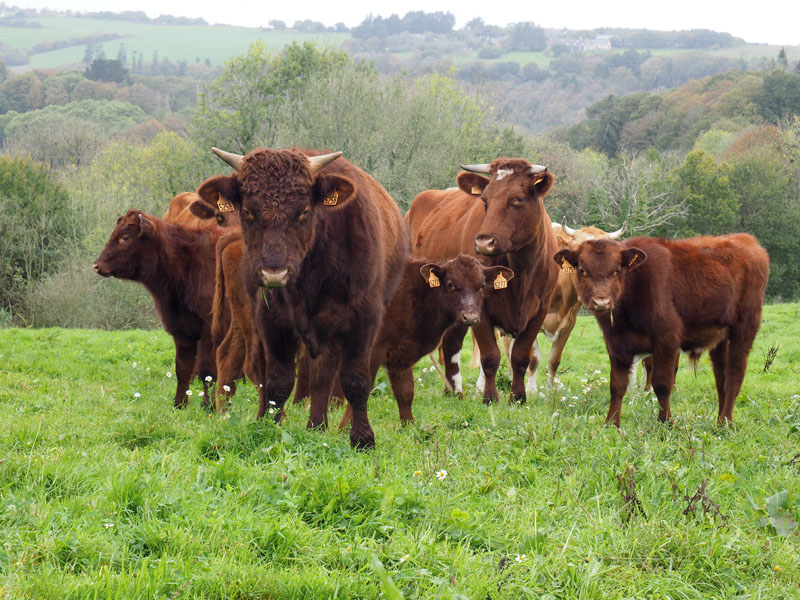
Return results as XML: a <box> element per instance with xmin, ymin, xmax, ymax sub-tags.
<box><xmin>0</xmin><ymin>306</ymin><xmax>798</xmax><ymax>598</ymax></box>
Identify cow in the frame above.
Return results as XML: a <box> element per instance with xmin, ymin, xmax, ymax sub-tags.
<box><xmin>338</xmin><ymin>255</ymin><xmax>514</xmax><ymax>427</ymax></box>
<box><xmin>93</xmin><ymin>210</ymin><xmax>227</xmax><ymax>408</ymax></box>
<box><xmin>407</xmin><ymin>159</ymin><xmax>559</xmax><ymax>404</ymax></box>
<box><xmin>161</xmin><ymin>192</ymin><xmax>206</xmax><ymax>227</ymax></box>
<box><xmin>210</xmin><ymin>232</ymin><xmax>266</xmax><ymax>412</ymax></box>
<box><xmin>196</xmin><ymin>147</ymin><xmax>408</xmax><ymax>448</ymax></box>
<box><xmin>553</xmin><ymin>233</ymin><xmax>769</xmax><ymax>426</ymax></box>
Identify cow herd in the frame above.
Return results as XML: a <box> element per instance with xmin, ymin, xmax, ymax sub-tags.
<box><xmin>93</xmin><ymin>147</ymin><xmax>770</xmax><ymax>449</ymax></box>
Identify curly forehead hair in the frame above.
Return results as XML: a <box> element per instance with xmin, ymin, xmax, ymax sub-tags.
<box><xmin>236</xmin><ymin>148</ymin><xmax>313</xmax><ymax>200</ymax></box>
<box><xmin>489</xmin><ymin>158</ymin><xmax>536</xmax><ymax>174</ymax></box>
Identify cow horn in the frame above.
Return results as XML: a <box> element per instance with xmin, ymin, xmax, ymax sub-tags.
<box><xmin>307</xmin><ymin>151</ymin><xmax>343</xmax><ymax>175</ymax></box>
<box><xmin>608</xmin><ymin>221</ymin><xmax>627</xmax><ymax>240</ymax></box>
<box><xmin>529</xmin><ymin>164</ymin><xmax>547</xmax><ymax>174</ymax></box>
<box><xmin>460</xmin><ymin>163</ymin><xmax>492</xmax><ymax>174</ymax></box>
<box><xmin>561</xmin><ymin>218</ymin><xmax>576</xmax><ymax>237</ymax></box>
<box><xmin>212</xmin><ymin>147</ymin><xmax>244</xmax><ymax>170</ymax></box>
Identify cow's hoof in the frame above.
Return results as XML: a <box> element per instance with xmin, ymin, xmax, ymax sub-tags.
<box><xmin>350</xmin><ymin>429</ymin><xmax>375</xmax><ymax>450</ymax></box>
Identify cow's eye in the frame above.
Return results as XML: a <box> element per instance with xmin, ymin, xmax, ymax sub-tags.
<box><xmin>447</xmin><ymin>281</ymin><xmax>456</xmax><ymax>291</ymax></box>
<box><xmin>511</xmin><ymin>197</ymin><xmax>525</xmax><ymax>206</ymax></box>
<box><xmin>481</xmin><ymin>198</ymin><xmax>488</xmax><ymax>211</ymax></box>
<box><xmin>297</xmin><ymin>207</ymin><xmax>311</xmax><ymax>224</ymax></box>
<box><xmin>216</xmin><ymin>213</ymin><xmax>225</xmax><ymax>225</ymax></box>
<box><xmin>119</xmin><ymin>234</ymin><xmax>130</xmax><ymax>243</ymax></box>
<box><xmin>242</xmin><ymin>209</ymin><xmax>255</xmax><ymax>223</ymax></box>
<box><xmin>578</xmin><ymin>267</ymin><xmax>588</xmax><ymax>277</ymax></box>
<box><xmin>612</xmin><ymin>269</ymin><xmax>620</xmax><ymax>277</ymax></box>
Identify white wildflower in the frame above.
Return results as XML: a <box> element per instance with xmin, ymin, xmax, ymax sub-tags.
<box><xmin>166</xmin><ymin>371</ymin><xmax>172</xmax><ymax>378</ymax></box>
<box><xmin>205</xmin><ymin>375</ymin><xmax>213</xmax><ymax>382</ymax></box>
<box><xmin>515</xmin><ymin>553</ymin><xmax>527</xmax><ymax>563</ymax></box>
<box><xmin>400</xmin><ymin>554</ymin><xmax>409</xmax><ymax>563</ymax></box>
<box><xmin>436</xmin><ymin>469</ymin><xmax>448</xmax><ymax>481</ymax></box>
<box><xmin>132</xmin><ymin>361</ymin><xmax>137</xmax><ymax>368</ymax></box>
<box><xmin>185</xmin><ymin>390</ymin><xmax>193</xmax><ymax>396</ymax></box>
<box><xmin>133</xmin><ymin>392</ymin><xmax>140</xmax><ymax>398</ymax></box>
<box><xmin>223</xmin><ymin>385</ymin><xmax>231</xmax><ymax>392</ymax></box>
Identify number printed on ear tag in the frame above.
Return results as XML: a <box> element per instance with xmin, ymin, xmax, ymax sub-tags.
<box><xmin>428</xmin><ymin>272</ymin><xmax>440</xmax><ymax>288</ymax></box>
<box><xmin>324</xmin><ymin>191</ymin><xmax>339</xmax><ymax>206</ymax></box>
<box><xmin>561</xmin><ymin>261</ymin><xmax>575</xmax><ymax>274</ymax></box>
<box><xmin>494</xmin><ymin>272</ymin><xmax>508</xmax><ymax>290</ymax></box>
<box><xmin>217</xmin><ymin>195</ymin><xmax>235</xmax><ymax>213</ymax></box>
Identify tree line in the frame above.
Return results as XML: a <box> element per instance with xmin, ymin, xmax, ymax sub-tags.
<box><xmin>1</xmin><ymin>42</ymin><xmax>799</xmax><ymax>328</ymax></box>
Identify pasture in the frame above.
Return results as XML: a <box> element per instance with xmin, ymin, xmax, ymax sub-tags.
<box><xmin>1</xmin><ymin>305</ymin><xmax>798</xmax><ymax>598</ymax></box>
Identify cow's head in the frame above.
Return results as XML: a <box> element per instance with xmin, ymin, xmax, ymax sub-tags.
<box><xmin>93</xmin><ymin>209</ymin><xmax>157</xmax><ymax>280</ymax></box>
<box><xmin>560</xmin><ymin>220</ymin><xmax>626</xmax><ymax>247</ymax></box>
<box><xmin>197</xmin><ymin>147</ymin><xmax>352</xmax><ymax>288</ymax></box>
<box><xmin>188</xmin><ymin>180</ymin><xmax>242</xmax><ymax>229</ymax></box>
<box><xmin>553</xmin><ymin>239</ymin><xmax>646</xmax><ymax>313</ymax></box>
<box><xmin>420</xmin><ymin>255</ymin><xmax>514</xmax><ymax>326</ymax></box>
<box><xmin>458</xmin><ymin>159</ymin><xmax>555</xmax><ymax>256</ymax></box>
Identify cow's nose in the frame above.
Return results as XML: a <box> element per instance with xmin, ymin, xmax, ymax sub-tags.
<box><xmin>474</xmin><ymin>234</ymin><xmax>498</xmax><ymax>255</ymax></box>
<box><xmin>260</xmin><ymin>268</ymin><xmax>290</xmax><ymax>288</ymax></box>
<box><xmin>593</xmin><ymin>297</ymin><xmax>611</xmax><ymax>310</ymax></box>
<box><xmin>461</xmin><ymin>311</ymin><xmax>480</xmax><ymax>325</ymax></box>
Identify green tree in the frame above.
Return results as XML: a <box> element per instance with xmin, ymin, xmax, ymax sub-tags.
<box><xmin>0</xmin><ymin>156</ymin><xmax>73</xmax><ymax>310</ymax></box>
<box><xmin>673</xmin><ymin>149</ymin><xmax>739</xmax><ymax>236</ymax></box>
<box><xmin>756</xmin><ymin>70</ymin><xmax>800</xmax><ymax>125</ymax></box>
<box><xmin>85</xmin><ymin>58</ymin><xmax>131</xmax><ymax>84</ymax></box>
<box><xmin>192</xmin><ymin>41</ymin><xmax>350</xmax><ymax>153</ymax></box>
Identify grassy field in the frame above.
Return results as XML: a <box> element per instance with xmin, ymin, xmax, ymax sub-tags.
<box><xmin>0</xmin><ymin>305</ymin><xmax>798</xmax><ymax>598</ymax></box>
<box><xmin>1</xmin><ymin>16</ymin><xmax>347</xmax><ymax>69</ymax></box>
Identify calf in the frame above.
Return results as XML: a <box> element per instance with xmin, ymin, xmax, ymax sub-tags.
<box><xmin>161</xmin><ymin>192</ymin><xmax>206</xmax><ymax>227</ymax></box>
<box><xmin>553</xmin><ymin>233</ymin><xmax>769</xmax><ymax>426</ymax></box>
<box><xmin>340</xmin><ymin>256</ymin><xmax>514</xmax><ymax>426</ymax></box>
<box><xmin>197</xmin><ymin>147</ymin><xmax>408</xmax><ymax>448</ymax></box>
<box><xmin>93</xmin><ymin>210</ymin><xmax>227</xmax><ymax>408</ymax></box>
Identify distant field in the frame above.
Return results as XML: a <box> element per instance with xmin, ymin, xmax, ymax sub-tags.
<box><xmin>1</xmin><ymin>16</ymin><xmax>348</xmax><ymax>69</ymax></box>
<box><xmin>1</xmin><ymin>304</ymin><xmax>798</xmax><ymax>598</ymax></box>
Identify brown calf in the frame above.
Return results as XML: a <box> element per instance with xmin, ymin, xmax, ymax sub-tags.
<box><xmin>339</xmin><ymin>256</ymin><xmax>514</xmax><ymax>426</ymax></box>
<box><xmin>554</xmin><ymin>234</ymin><xmax>769</xmax><ymax>426</ymax></box>
<box><xmin>93</xmin><ymin>210</ymin><xmax>227</xmax><ymax>408</ymax></box>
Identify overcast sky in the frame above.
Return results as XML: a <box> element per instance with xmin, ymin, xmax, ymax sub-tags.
<box><xmin>15</xmin><ymin>0</ymin><xmax>800</xmax><ymax>46</ymax></box>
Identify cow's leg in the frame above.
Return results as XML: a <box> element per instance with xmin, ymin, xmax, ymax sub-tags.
<box><xmin>293</xmin><ymin>346</ymin><xmax>311</xmax><ymax>405</ymax></box>
<box><xmin>245</xmin><ymin>333</ymin><xmax>265</xmax><ymax>388</ymax></box>
<box><xmin>720</xmin><ymin>327</ymin><xmax>758</xmax><ymax>424</ymax></box>
<box><xmin>472</xmin><ymin>321</ymin><xmax>501</xmax><ymax>404</ymax></box>
<box><xmin>709</xmin><ymin>340</ymin><xmax>729</xmax><ymax>421</ymax></box>
<box><xmin>509</xmin><ymin>314</ymin><xmax>546</xmax><ymax>402</ymax></box>
<box><xmin>173</xmin><ymin>339</ymin><xmax>198</xmax><ymax>408</ymax></box>
<box><xmin>526</xmin><ymin>338</ymin><xmax>542</xmax><ymax>395</ymax></box>
<box><xmin>650</xmin><ymin>347</ymin><xmax>679</xmax><ymax>423</ymax></box>
<box><xmin>546</xmin><ymin>308</ymin><xmax>578</xmax><ymax>386</ymax></box>
<box><xmin>441</xmin><ymin>324</ymin><xmax>469</xmax><ymax>396</ymax></box>
<box><xmin>259</xmin><ymin>325</ymin><xmax>297</xmax><ymax>422</ymax></box>
<box><xmin>388</xmin><ymin>367</ymin><xmax>416</xmax><ymax>424</ymax></box>
<box><xmin>339</xmin><ymin>311</ymin><xmax>380</xmax><ymax>449</ymax></box>
<box><xmin>642</xmin><ymin>356</ymin><xmax>654</xmax><ymax>391</ymax></box>
<box><xmin>468</xmin><ymin>334</ymin><xmax>481</xmax><ymax>369</ymax></box>
<box><xmin>606</xmin><ymin>356</ymin><xmax>631</xmax><ymax>426</ymax></box>
<box><xmin>215</xmin><ymin>323</ymin><xmax>245</xmax><ymax>413</ymax></box>
<box><xmin>195</xmin><ymin>332</ymin><xmax>217</xmax><ymax>410</ymax></box>
<box><xmin>307</xmin><ymin>349</ymin><xmax>341</xmax><ymax>431</ymax></box>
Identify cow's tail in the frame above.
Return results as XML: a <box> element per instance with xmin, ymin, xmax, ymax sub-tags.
<box><xmin>688</xmin><ymin>349</ymin><xmax>702</xmax><ymax>375</ymax></box>
<box><xmin>211</xmin><ymin>240</ymin><xmax>229</xmax><ymax>347</ymax></box>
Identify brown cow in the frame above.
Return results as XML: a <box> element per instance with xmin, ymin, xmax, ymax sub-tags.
<box><xmin>161</xmin><ymin>192</ymin><xmax>206</xmax><ymax>227</ymax></box>
<box><xmin>196</xmin><ymin>147</ymin><xmax>408</xmax><ymax>448</ymax></box>
<box><xmin>553</xmin><ymin>233</ymin><xmax>769</xmax><ymax>426</ymax></box>
<box><xmin>407</xmin><ymin>159</ymin><xmax>559</xmax><ymax>404</ymax></box>
<box><xmin>93</xmin><ymin>210</ymin><xmax>227</xmax><ymax>408</ymax></box>
<box><xmin>338</xmin><ymin>255</ymin><xmax>514</xmax><ymax>426</ymax></box>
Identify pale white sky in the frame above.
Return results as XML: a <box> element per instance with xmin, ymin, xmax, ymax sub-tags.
<box><xmin>15</xmin><ymin>0</ymin><xmax>800</xmax><ymax>45</ymax></box>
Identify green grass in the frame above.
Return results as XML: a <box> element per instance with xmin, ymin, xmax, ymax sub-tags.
<box><xmin>1</xmin><ymin>16</ymin><xmax>348</xmax><ymax>68</ymax></box>
<box><xmin>1</xmin><ymin>305</ymin><xmax>799</xmax><ymax>598</ymax></box>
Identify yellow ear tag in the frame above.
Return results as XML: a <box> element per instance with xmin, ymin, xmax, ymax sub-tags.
<box><xmin>493</xmin><ymin>272</ymin><xmax>508</xmax><ymax>290</ymax></box>
<box><xmin>428</xmin><ymin>272</ymin><xmax>440</xmax><ymax>288</ymax></box>
<box><xmin>561</xmin><ymin>260</ymin><xmax>575</xmax><ymax>274</ymax></box>
<box><xmin>533</xmin><ymin>176</ymin><xmax>545</xmax><ymax>186</ymax></box>
<box><xmin>217</xmin><ymin>195</ymin><xmax>235</xmax><ymax>213</ymax></box>
<box><xmin>628</xmin><ymin>254</ymin><xmax>638</xmax><ymax>267</ymax></box>
<box><xmin>323</xmin><ymin>191</ymin><xmax>339</xmax><ymax>206</ymax></box>
<box><xmin>471</xmin><ymin>186</ymin><xmax>482</xmax><ymax>195</ymax></box>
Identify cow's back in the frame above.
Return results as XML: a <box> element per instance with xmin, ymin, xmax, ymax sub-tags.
<box><xmin>162</xmin><ymin>192</ymin><xmax>205</xmax><ymax>228</ymax></box>
<box><xmin>407</xmin><ymin>188</ymin><xmax>483</xmax><ymax>261</ymax></box>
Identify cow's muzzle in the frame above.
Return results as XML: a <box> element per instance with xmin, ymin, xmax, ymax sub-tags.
<box><xmin>460</xmin><ymin>311</ymin><xmax>480</xmax><ymax>326</ymax></box>
<box><xmin>474</xmin><ymin>234</ymin><xmax>500</xmax><ymax>256</ymax></box>
<box><xmin>590</xmin><ymin>297</ymin><xmax>612</xmax><ymax>312</ymax></box>
<box><xmin>93</xmin><ymin>261</ymin><xmax>111</xmax><ymax>277</ymax></box>
<box><xmin>260</xmin><ymin>267</ymin><xmax>290</xmax><ymax>288</ymax></box>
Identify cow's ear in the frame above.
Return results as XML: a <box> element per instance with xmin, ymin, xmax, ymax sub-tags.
<box><xmin>553</xmin><ymin>248</ymin><xmax>578</xmax><ymax>273</ymax></box>
<box><xmin>196</xmin><ymin>175</ymin><xmax>241</xmax><ymax>210</ymax></box>
<box><xmin>137</xmin><ymin>213</ymin><xmax>155</xmax><ymax>238</ymax></box>
<box><xmin>531</xmin><ymin>171</ymin><xmax>554</xmax><ymax>198</ymax></box>
<box><xmin>484</xmin><ymin>265</ymin><xmax>514</xmax><ymax>290</ymax></box>
<box><xmin>314</xmin><ymin>174</ymin><xmax>357</xmax><ymax>209</ymax></box>
<box><xmin>419</xmin><ymin>263</ymin><xmax>445</xmax><ymax>289</ymax></box>
<box><xmin>189</xmin><ymin>200</ymin><xmax>216</xmax><ymax>220</ymax></box>
<box><xmin>457</xmin><ymin>172</ymin><xmax>489</xmax><ymax>197</ymax></box>
<box><xmin>621</xmin><ymin>247</ymin><xmax>647</xmax><ymax>272</ymax></box>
